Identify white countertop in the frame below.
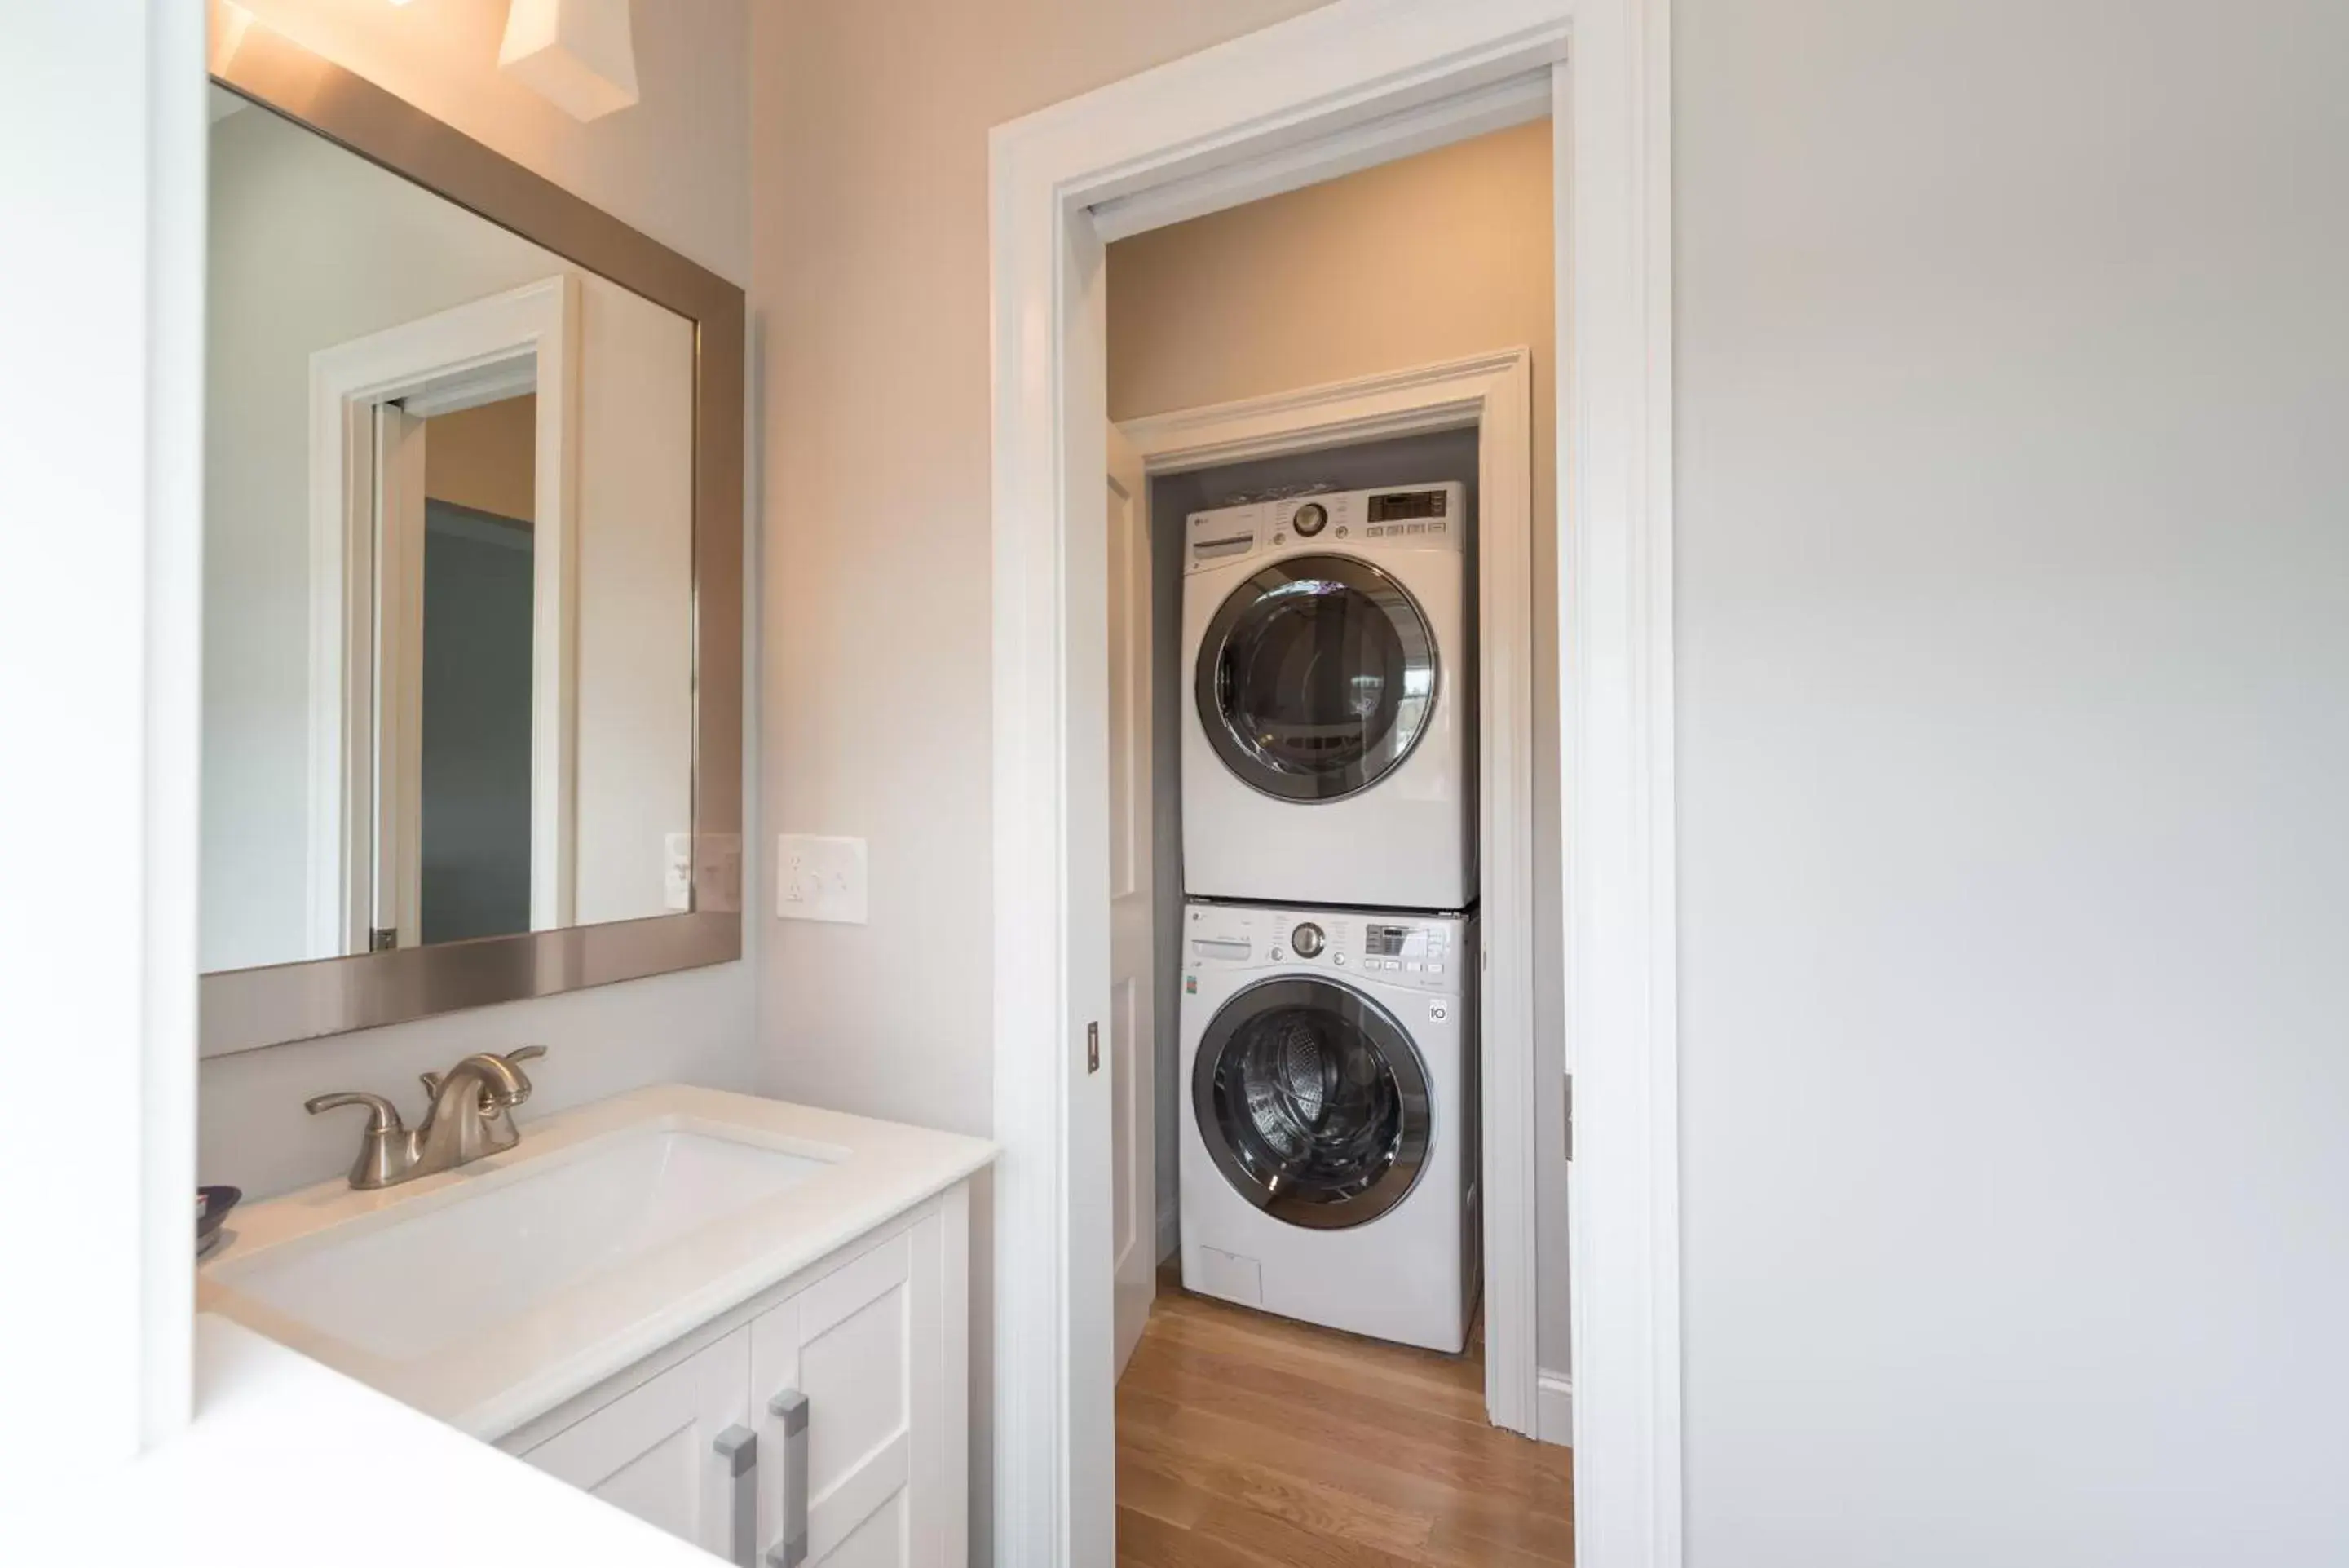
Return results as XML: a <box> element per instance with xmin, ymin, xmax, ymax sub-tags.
<box><xmin>198</xmin><ymin>1084</ymin><xmax>996</xmax><ymax>1441</ymax></box>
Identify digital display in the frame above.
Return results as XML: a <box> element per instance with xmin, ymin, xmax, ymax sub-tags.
<box><xmin>1367</xmin><ymin>490</ymin><xmax>1447</xmax><ymax>522</ymax></box>
<box><xmin>1366</xmin><ymin>925</ymin><xmax>1408</xmax><ymax>956</ymax></box>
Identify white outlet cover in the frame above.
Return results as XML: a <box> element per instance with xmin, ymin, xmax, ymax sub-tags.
<box><xmin>776</xmin><ymin>834</ymin><xmax>868</xmax><ymax>925</ymax></box>
<box><xmin>663</xmin><ymin>833</ymin><xmax>693</xmax><ymax>912</ymax></box>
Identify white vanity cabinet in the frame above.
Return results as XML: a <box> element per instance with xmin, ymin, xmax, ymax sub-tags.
<box><xmin>501</xmin><ymin>1183</ymin><xmax>970</xmax><ymax>1568</ymax></box>
<box><xmin>522</xmin><ymin>1327</ymin><xmax>756</xmax><ymax>1559</ymax></box>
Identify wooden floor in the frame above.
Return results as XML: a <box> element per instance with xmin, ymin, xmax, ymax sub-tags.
<box><xmin>1115</xmin><ymin>1274</ymin><xmax>1574</xmax><ymax>1567</ymax></box>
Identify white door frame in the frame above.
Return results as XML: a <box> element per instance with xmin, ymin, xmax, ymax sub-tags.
<box><xmin>305</xmin><ymin>275</ymin><xmax>581</xmax><ymax>955</ymax></box>
<box><xmin>1118</xmin><ymin>347</ymin><xmax>1544</xmax><ymax>1439</ymax></box>
<box><xmin>987</xmin><ymin>1</ymin><xmax>1676</xmax><ymax>1564</ymax></box>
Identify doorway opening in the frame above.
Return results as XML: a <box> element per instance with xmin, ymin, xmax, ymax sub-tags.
<box><xmin>987</xmin><ymin>2</ymin><xmax>1677</xmax><ymax>1564</ymax></box>
<box><xmin>1108</xmin><ymin>156</ymin><xmax>1569</xmax><ymax>1542</ymax></box>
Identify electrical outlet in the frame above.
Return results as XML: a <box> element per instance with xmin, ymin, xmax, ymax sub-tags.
<box><xmin>664</xmin><ymin>833</ymin><xmax>693</xmax><ymax>911</ymax></box>
<box><xmin>776</xmin><ymin>834</ymin><xmax>868</xmax><ymax>924</ymax></box>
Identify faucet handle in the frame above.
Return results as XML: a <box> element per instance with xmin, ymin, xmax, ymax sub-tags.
<box><xmin>502</xmin><ymin>1045</ymin><xmax>546</xmax><ymax>1105</ymax></box>
<box><xmin>307</xmin><ymin>1091</ymin><xmax>418</xmax><ymax>1189</ymax></box>
<box><xmin>305</xmin><ymin>1090</ymin><xmax>405</xmax><ymax>1134</ymax></box>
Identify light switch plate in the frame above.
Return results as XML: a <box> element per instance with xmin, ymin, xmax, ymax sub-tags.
<box><xmin>776</xmin><ymin>834</ymin><xmax>868</xmax><ymax>924</ymax></box>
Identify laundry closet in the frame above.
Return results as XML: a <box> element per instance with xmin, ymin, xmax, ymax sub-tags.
<box><xmin>1149</xmin><ymin>429</ymin><xmax>1485</xmax><ymax>1354</ymax></box>
<box><xmin>1097</xmin><ymin>114</ymin><xmax>1570</xmax><ymax>1559</ymax></box>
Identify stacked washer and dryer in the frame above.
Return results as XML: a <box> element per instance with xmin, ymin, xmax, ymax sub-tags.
<box><xmin>1176</xmin><ymin>482</ymin><xmax>1480</xmax><ymax>1354</ymax></box>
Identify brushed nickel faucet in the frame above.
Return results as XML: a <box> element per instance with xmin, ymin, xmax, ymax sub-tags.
<box><xmin>306</xmin><ymin>1046</ymin><xmax>548</xmax><ymax>1190</ymax></box>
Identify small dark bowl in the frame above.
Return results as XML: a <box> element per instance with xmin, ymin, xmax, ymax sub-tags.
<box><xmin>197</xmin><ymin>1185</ymin><xmax>242</xmax><ymax>1247</ymax></box>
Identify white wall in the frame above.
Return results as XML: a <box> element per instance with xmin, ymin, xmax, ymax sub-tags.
<box><xmin>748</xmin><ymin>2</ymin><xmax>1331</xmax><ymax>1555</ymax></box>
<box><xmin>1676</xmin><ymin>1</ymin><xmax>2349</xmax><ymax>1561</ymax></box>
<box><xmin>200</xmin><ymin>0</ymin><xmax>754</xmax><ymax>1199</ymax></box>
<box><xmin>571</xmin><ymin>278</ymin><xmax>696</xmax><ymax>927</ymax></box>
<box><xmin>1104</xmin><ymin>121</ymin><xmax>1569</xmax><ymax>1380</ymax></box>
<box><xmin>0</xmin><ymin>0</ymin><xmax>206</xmax><ymax>1474</ymax></box>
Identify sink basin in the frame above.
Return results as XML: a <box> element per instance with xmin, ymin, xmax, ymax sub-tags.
<box><xmin>216</xmin><ymin>1129</ymin><xmax>828</xmax><ymax>1362</ymax></box>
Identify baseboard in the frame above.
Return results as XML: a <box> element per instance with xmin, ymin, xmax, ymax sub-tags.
<box><xmin>1156</xmin><ymin>1205</ymin><xmax>1179</xmax><ymax>1265</ymax></box>
<box><xmin>1535</xmin><ymin>1369</ymin><xmax>1574</xmax><ymax>1448</ymax></box>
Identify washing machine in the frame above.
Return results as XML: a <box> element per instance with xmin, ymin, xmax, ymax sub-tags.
<box><xmin>1181</xmin><ymin>483</ymin><xmax>1476</xmax><ymax>912</ymax></box>
<box><xmin>1178</xmin><ymin>899</ymin><xmax>1479</xmax><ymax>1352</ymax></box>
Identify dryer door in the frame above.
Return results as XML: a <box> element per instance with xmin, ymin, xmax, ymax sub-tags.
<box><xmin>1195</xmin><ymin>553</ymin><xmax>1437</xmax><ymax>802</ymax></box>
<box><xmin>1191</xmin><ymin>975</ymin><xmax>1432</xmax><ymax>1230</ymax></box>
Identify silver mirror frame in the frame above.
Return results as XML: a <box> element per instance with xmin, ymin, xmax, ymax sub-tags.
<box><xmin>200</xmin><ymin>7</ymin><xmax>744</xmax><ymax>1056</ymax></box>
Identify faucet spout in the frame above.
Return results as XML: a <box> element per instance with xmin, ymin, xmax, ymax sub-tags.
<box><xmin>414</xmin><ymin>1048</ymin><xmax>550</xmax><ymax>1174</ymax></box>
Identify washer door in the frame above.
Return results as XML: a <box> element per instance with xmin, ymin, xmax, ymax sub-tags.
<box><xmin>1195</xmin><ymin>553</ymin><xmax>1437</xmax><ymax>802</ymax></box>
<box><xmin>1191</xmin><ymin>976</ymin><xmax>1432</xmax><ymax>1230</ymax></box>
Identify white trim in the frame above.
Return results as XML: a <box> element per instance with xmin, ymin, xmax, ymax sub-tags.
<box><xmin>1555</xmin><ymin>5</ymin><xmax>1682</xmax><ymax>1562</ymax></box>
<box><xmin>305</xmin><ymin>276</ymin><xmax>581</xmax><ymax>954</ymax></box>
<box><xmin>988</xmin><ymin>3</ymin><xmax>1677</xmax><ymax>1566</ymax></box>
<box><xmin>372</xmin><ymin>405</ymin><xmax>427</xmax><ymax>947</ymax></box>
<box><xmin>1538</xmin><ymin>1369</ymin><xmax>1576</xmax><ymax>1447</ymax></box>
<box><xmin>1119</xmin><ymin>347</ymin><xmax>1543</xmax><ymax>1440</ymax></box>
<box><xmin>1087</xmin><ymin>68</ymin><xmax>1552</xmax><ymax>245</ymax></box>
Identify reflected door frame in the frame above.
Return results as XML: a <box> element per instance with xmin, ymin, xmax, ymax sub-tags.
<box><xmin>306</xmin><ymin>274</ymin><xmax>581</xmax><ymax>957</ymax></box>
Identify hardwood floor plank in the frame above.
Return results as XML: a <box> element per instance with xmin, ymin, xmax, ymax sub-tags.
<box><xmin>1116</xmin><ymin>1285</ymin><xmax>1574</xmax><ymax>1567</ymax></box>
<box><xmin>1118</xmin><ymin>1504</ymin><xmax>1279</xmax><ymax>1568</ymax></box>
<box><xmin>1425</xmin><ymin>1514</ymin><xmax>1579</xmax><ymax>1568</ymax></box>
<box><xmin>1117</xmin><ymin>1447</ymin><xmax>1215</xmax><ymax>1530</ymax></box>
<box><xmin>1143</xmin><ymin>1310</ymin><xmax>1490</xmax><ymax>1420</ymax></box>
<box><xmin>1127</xmin><ymin>1331</ymin><xmax>1498</xmax><ymax>1442</ymax></box>
<box><xmin>1190</xmin><ymin>1499</ymin><xmax>1427</xmax><ymax>1568</ymax></box>
<box><xmin>1119</xmin><ymin>1353</ymin><xmax>1549</xmax><ymax>1502</ymax></box>
<box><xmin>1120</xmin><ymin>1416</ymin><xmax>1436</xmax><ymax>1556</ymax></box>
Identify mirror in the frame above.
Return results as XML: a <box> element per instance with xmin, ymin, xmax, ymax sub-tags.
<box><xmin>200</xmin><ymin>33</ymin><xmax>741</xmax><ymax>1056</ymax></box>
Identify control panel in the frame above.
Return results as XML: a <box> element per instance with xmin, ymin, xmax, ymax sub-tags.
<box><xmin>1185</xmin><ymin>482</ymin><xmax>1467</xmax><ymax>572</ymax></box>
<box><xmin>1182</xmin><ymin>903</ymin><xmax>1465</xmax><ymax>992</ymax></box>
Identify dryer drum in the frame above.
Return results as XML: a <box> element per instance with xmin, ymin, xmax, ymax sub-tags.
<box><xmin>1197</xmin><ymin>554</ymin><xmax>1437</xmax><ymax>803</ymax></box>
<box><xmin>1193</xmin><ymin>975</ymin><xmax>1433</xmax><ymax>1230</ymax></box>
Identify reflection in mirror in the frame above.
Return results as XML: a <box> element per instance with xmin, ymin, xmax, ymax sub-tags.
<box><xmin>201</xmin><ymin>86</ymin><xmax>695</xmax><ymax>975</ymax></box>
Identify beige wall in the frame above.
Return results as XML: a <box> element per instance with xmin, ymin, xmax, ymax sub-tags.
<box><xmin>424</xmin><ymin>393</ymin><xmax>536</xmax><ymax>521</ymax></box>
<box><xmin>199</xmin><ymin>0</ymin><xmax>754</xmax><ymax>1203</ymax></box>
<box><xmin>748</xmin><ymin>1</ymin><xmax>1331</xmax><ymax>1556</ymax></box>
<box><xmin>1104</xmin><ymin>119</ymin><xmax>1570</xmax><ymax>1378</ymax></box>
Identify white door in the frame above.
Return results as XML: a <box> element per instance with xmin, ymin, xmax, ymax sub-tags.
<box><xmin>368</xmin><ymin>403</ymin><xmax>428</xmax><ymax>952</ymax></box>
<box><xmin>519</xmin><ymin>1327</ymin><xmax>755</xmax><ymax>1562</ymax></box>
<box><xmin>1106</xmin><ymin>422</ymin><xmax>1156</xmax><ymax>1378</ymax></box>
<box><xmin>748</xmin><ymin>1222</ymin><xmax>951</xmax><ymax>1566</ymax></box>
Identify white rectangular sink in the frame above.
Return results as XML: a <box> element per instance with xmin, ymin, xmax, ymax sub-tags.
<box><xmin>217</xmin><ymin>1129</ymin><xmax>828</xmax><ymax>1362</ymax></box>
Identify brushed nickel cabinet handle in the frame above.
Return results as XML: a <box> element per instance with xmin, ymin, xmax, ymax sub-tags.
<box><xmin>713</xmin><ymin>1424</ymin><xmax>758</xmax><ymax>1568</ymax></box>
<box><xmin>764</xmin><ymin>1389</ymin><xmax>809</xmax><ymax>1567</ymax></box>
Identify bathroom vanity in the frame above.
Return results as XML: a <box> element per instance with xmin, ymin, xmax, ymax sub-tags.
<box><xmin>201</xmin><ymin>1087</ymin><xmax>994</xmax><ymax>1566</ymax></box>
<box><xmin>188</xmin><ymin>22</ymin><xmax>997</xmax><ymax>1565</ymax></box>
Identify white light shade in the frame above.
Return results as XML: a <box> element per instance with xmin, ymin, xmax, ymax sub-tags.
<box><xmin>497</xmin><ymin>0</ymin><xmax>639</xmax><ymax>122</ymax></box>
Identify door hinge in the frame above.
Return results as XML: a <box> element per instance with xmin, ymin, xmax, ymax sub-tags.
<box><xmin>1562</xmin><ymin>1073</ymin><xmax>1574</xmax><ymax>1163</ymax></box>
<box><xmin>1086</xmin><ymin>1021</ymin><xmax>1100</xmax><ymax>1075</ymax></box>
<box><xmin>369</xmin><ymin>926</ymin><xmax>398</xmax><ymax>952</ymax></box>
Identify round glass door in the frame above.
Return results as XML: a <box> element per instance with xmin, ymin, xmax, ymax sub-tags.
<box><xmin>1191</xmin><ymin>976</ymin><xmax>1432</xmax><ymax>1230</ymax></box>
<box><xmin>1195</xmin><ymin>554</ymin><xmax>1437</xmax><ymax>802</ymax></box>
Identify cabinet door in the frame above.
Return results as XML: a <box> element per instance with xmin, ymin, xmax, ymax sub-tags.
<box><xmin>521</xmin><ymin>1327</ymin><xmax>755</xmax><ymax>1561</ymax></box>
<box><xmin>751</xmin><ymin>1214</ymin><xmax>952</xmax><ymax>1567</ymax></box>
